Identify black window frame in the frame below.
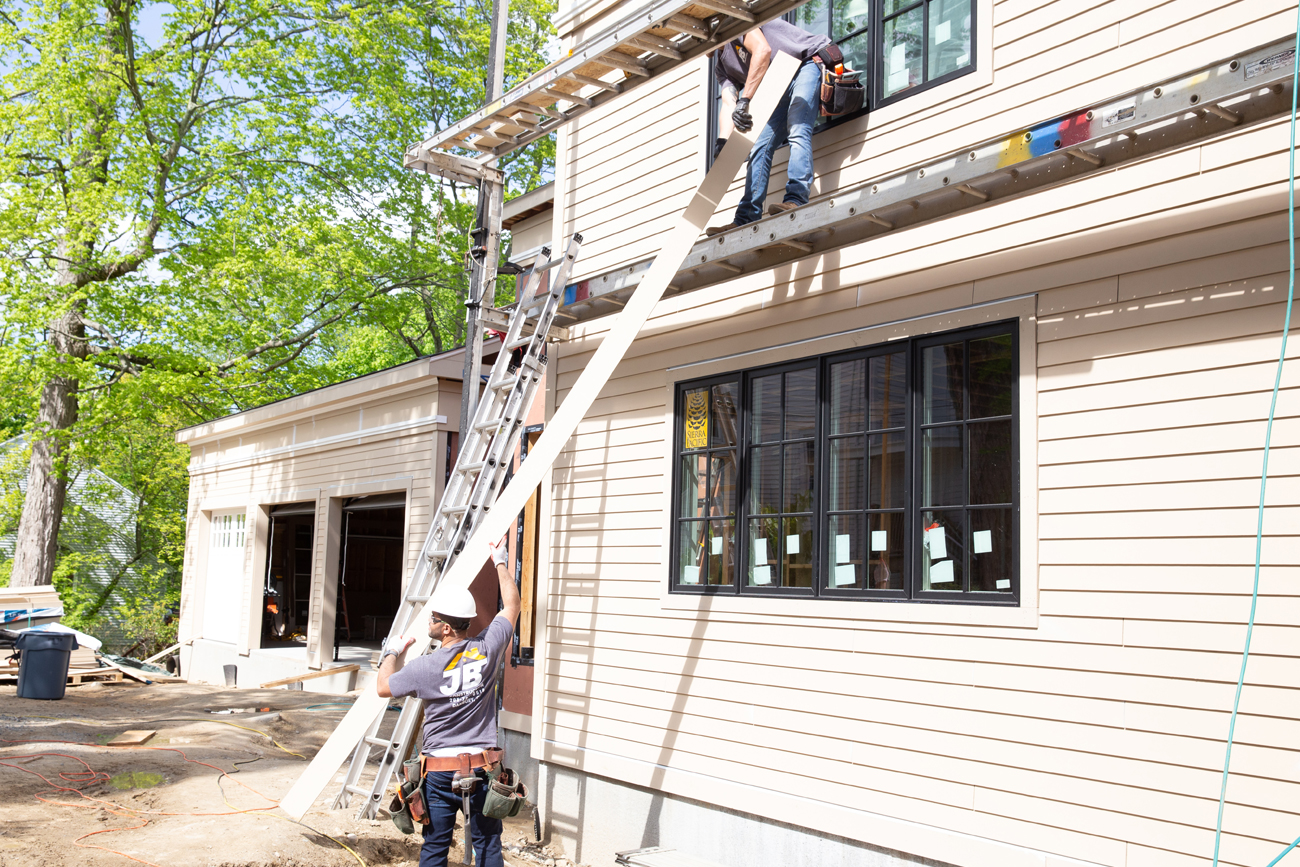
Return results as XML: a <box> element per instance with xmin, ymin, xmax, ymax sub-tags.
<box><xmin>872</xmin><ymin>0</ymin><xmax>978</xmax><ymax>109</ymax></box>
<box><xmin>669</xmin><ymin>320</ymin><xmax>1018</xmax><ymax>605</ymax></box>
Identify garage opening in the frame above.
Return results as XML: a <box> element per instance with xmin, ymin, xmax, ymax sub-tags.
<box><xmin>337</xmin><ymin>493</ymin><xmax>406</xmax><ymax>645</ymax></box>
<box><xmin>262</xmin><ymin>502</ymin><xmax>315</xmax><ymax>647</ymax></box>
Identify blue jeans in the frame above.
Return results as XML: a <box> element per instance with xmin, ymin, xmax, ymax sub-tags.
<box><xmin>734</xmin><ymin>59</ymin><xmax>822</xmax><ymax>225</ymax></box>
<box><xmin>420</xmin><ymin>770</ymin><xmax>503</xmax><ymax>867</ymax></box>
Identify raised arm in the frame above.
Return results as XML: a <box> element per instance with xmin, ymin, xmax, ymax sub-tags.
<box><xmin>490</xmin><ymin>537</ymin><xmax>521</xmax><ymax>628</ymax></box>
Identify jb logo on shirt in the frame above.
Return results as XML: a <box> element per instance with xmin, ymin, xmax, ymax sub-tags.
<box><xmin>440</xmin><ymin>647</ymin><xmax>488</xmax><ymax>696</ymax></box>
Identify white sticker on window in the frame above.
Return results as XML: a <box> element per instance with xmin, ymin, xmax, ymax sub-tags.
<box><xmin>930</xmin><ymin>560</ymin><xmax>954</xmax><ymax>585</ymax></box>
<box><xmin>786</xmin><ymin>534</ymin><xmax>800</xmax><ymax>556</ymax></box>
<box><xmin>871</xmin><ymin>530</ymin><xmax>888</xmax><ymax>552</ymax></box>
<box><xmin>711</xmin><ymin>536</ymin><xmax>723</xmax><ymax>555</ymax></box>
<box><xmin>833</xmin><ymin>564</ymin><xmax>857</xmax><ymax>587</ymax></box>
<box><xmin>835</xmin><ymin>534</ymin><xmax>851</xmax><ymax>563</ymax></box>
<box><xmin>753</xmin><ymin>537</ymin><xmax>768</xmax><ymax>563</ymax></box>
<box><xmin>682</xmin><ymin>566</ymin><xmax>700</xmax><ymax>585</ymax></box>
<box><xmin>889</xmin><ymin>45</ymin><xmax>909</xmax><ymax>91</ymax></box>
<box><xmin>752</xmin><ymin>565</ymin><xmax>772</xmax><ymax>585</ymax></box>
<box><xmin>926</xmin><ymin>526</ymin><xmax>947</xmax><ymax>560</ymax></box>
<box><xmin>996</xmin><ymin>578</ymin><xmax>1011</xmax><ymax>590</ymax></box>
<box><xmin>973</xmin><ymin>530</ymin><xmax>992</xmax><ymax>554</ymax></box>
<box><xmin>935</xmin><ymin>19</ymin><xmax>951</xmax><ymax>45</ymax></box>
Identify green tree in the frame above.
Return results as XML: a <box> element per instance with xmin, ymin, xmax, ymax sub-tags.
<box><xmin>0</xmin><ymin>0</ymin><xmax>555</xmax><ymax>589</ymax></box>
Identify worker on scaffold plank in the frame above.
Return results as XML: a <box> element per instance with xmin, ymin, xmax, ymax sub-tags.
<box><xmin>378</xmin><ymin>538</ymin><xmax>520</xmax><ymax>867</ymax></box>
<box><xmin>706</xmin><ymin>19</ymin><xmax>832</xmax><ymax>236</ymax></box>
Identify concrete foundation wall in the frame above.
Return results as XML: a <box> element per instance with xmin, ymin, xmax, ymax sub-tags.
<box><xmin>538</xmin><ymin>756</ymin><xmax>956</xmax><ymax>867</ymax></box>
<box><xmin>503</xmin><ymin>726</ymin><xmax>541</xmax><ymax>802</ymax></box>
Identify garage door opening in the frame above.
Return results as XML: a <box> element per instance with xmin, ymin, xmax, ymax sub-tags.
<box><xmin>337</xmin><ymin>493</ymin><xmax>406</xmax><ymax>646</ymax></box>
<box><xmin>262</xmin><ymin>502</ymin><xmax>315</xmax><ymax>647</ymax></box>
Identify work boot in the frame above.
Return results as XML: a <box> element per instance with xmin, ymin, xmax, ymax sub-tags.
<box><xmin>768</xmin><ymin>201</ymin><xmax>799</xmax><ymax>216</ymax></box>
<box><xmin>705</xmin><ymin>222</ymin><xmax>741</xmax><ymax>237</ymax></box>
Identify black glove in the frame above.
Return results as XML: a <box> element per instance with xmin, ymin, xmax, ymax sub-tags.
<box><xmin>712</xmin><ymin>137</ymin><xmax>727</xmax><ymax>159</ymax></box>
<box><xmin>731</xmin><ymin>97</ymin><xmax>752</xmax><ymax>133</ymax></box>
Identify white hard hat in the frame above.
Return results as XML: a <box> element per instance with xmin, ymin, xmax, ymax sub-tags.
<box><xmin>430</xmin><ymin>582</ymin><xmax>476</xmax><ymax>620</ymax></box>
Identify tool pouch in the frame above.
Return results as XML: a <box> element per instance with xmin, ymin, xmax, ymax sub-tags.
<box><xmin>387</xmin><ymin>757</ymin><xmax>429</xmax><ymax>832</ymax></box>
<box><xmin>820</xmin><ymin>68</ymin><xmax>865</xmax><ymax>117</ymax></box>
<box><xmin>482</xmin><ymin>767</ymin><xmax>529</xmax><ymax>819</ymax></box>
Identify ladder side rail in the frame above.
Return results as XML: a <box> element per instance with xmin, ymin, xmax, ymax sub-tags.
<box><xmin>419</xmin><ymin>247</ymin><xmax>555</xmax><ymax>565</ymax></box>
<box><xmin>437</xmin><ymin>236</ymin><xmax>583</xmax><ymax>567</ymax></box>
<box><xmin>353</xmin><ymin>696</ymin><xmax>425</xmax><ymax>818</ymax></box>
<box><xmin>334</xmin><ymin>694</ymin><xmax>423</xmax><ymax>810</ymax></box>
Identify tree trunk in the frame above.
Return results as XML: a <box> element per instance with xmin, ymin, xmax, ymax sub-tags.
<box><xmin>10</xmin><ymin>302</ymin><xmax>86</xmax><ymax>587</ymax></box>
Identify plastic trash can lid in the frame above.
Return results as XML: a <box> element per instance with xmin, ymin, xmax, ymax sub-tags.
<box><xmin>14</xmin><ymin>631</ymin><xmax>78</xmax><ymax>652</ymax></box>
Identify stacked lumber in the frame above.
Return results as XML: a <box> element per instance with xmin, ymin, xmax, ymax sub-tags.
<box><xmin>69</xmin><ymin>648</ymin><xmax>99</xmax><ymax>669</ymax></box>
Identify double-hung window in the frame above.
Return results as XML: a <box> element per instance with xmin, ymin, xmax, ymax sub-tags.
<box><xmin>672</xmin><ymin>322</ymin><xmax>1017</xmax><ymax>603</ymax></box>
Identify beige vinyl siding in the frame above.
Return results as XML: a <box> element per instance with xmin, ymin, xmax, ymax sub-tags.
<box><xmin>538</xmin><ymin>103</ymin><xmax>1300</xmax><ymax>866</ymax></box>
<box><xmin>556</xmin><ymin>0</ymin><xmax>1290</xmax><ymax>285</ymax></box>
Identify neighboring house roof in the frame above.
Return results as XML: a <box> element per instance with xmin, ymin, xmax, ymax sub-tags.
<box><xmin>0</xmin><ymin>436</ymin><xmax>161</xmax><ymax>650</ymax></box>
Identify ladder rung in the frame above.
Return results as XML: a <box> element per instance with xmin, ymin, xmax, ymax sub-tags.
<box><xmin>461</xmin><ymin>461</ymin><xmax>487</xmax><ymax>473</ymax></box>
<box><xmin>345</xmin><ymin>785</ymin><xmax>372</xmax><ymax>797</ymax></box>
<box><xmin>406</xmin><ymin>594</ymin><xmax>429</xmax><ymax>604</ymax></box>
<box><xmin>364</xmin><ymin>737</ymin><xmax>393</xmax><ymax>748</ymax></box>
<box><xmin>426</xmin><ymin>548</ymin><xmax>450</xmax><ymax>560</ymax></box>
<box><xmin>506</xmin><ymin>335</ymin><xmax>533</xmax><ymax>351</ymax></box>
<box><xmin>490</xmin><ymin>373</ymin><xmax>519</xmax><ymax>391</ymax></box>
<box><xmin>443</xmin><ymin>503</ymin><xmax>469</xmax><ymax>515</ymax></box>
<box><xmin>474</xmin><ymin>417</ymin><xmax>504</xmax><ymax>431</ymax></box>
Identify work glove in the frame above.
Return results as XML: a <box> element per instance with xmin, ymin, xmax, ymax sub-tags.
<box><xmin>731</xmin><ymin>97</ymin><xmax>752</xmax><ymax>133</ymax></box>
<box><xmin>490</xmin><ymin>537</ymin><xmax>509</xmax><ymax>568</ymax></box>
<box><xmin>713</xmin><ymin>137</ymin><xmax>727</xmax><ymax>159</ymax></box>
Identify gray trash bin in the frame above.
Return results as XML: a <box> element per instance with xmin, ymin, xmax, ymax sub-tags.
<box><xmin>14</xmin><ymin>631</ymin><xmax>78</xmax><ymax>700</ymax></box>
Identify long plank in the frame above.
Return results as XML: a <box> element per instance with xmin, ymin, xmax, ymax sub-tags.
<box><xmin>277</xmin><ymin>52</ymin><xmax>803</xmax><ymax>821</ymax></box>
<box><xmin>260</xmin><ymin>663</ymin><xmax>360</xmax><ymax>689</ymax></box>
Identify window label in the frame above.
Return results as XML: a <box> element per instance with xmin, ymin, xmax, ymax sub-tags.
<box><xmin>871</xmin><ymin>530</ymin><xmax>888</xmax><ymax>552</ymax></box>
<box><xmin>684</xmin><ymin>390</ymin><xmax>708</xmax><ymax>449</ymax></box>
<box><xmin>973</xmin><ymin>530</ymin><xmax>992</xmax><ymax>554</ymax></box>
<box><xmin>835</xmin><ymin>534</ymin><xmax>851</xmax><ymax>564</ymax></box>
<box><xmin>926</xmin><ymin>526</ymin><xmax>947</xmax><ymax>560</ymax></box>
<box><xmin>930</xmin><ymin>560</ymin><xmax>955</xmax><ymax>584</ymax></box>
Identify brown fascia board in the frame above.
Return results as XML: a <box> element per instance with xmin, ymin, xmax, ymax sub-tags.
<box><xmin>174</xmin><ymin>341</ymin><xmax>496</xmax><ymax>446</ymax></box>
<box><xmin>502</xmin><ymin>182</ymin><xmax>555</xmax><ymax>230</ymax></box>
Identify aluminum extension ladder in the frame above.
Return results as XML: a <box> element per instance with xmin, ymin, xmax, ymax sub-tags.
<box><xmin>332</xmin><ymin>233</ymin><xmax>583</xmax><ymax>818</ymax></box>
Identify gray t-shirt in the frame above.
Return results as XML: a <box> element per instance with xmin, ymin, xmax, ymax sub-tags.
<box><xmin>715</xmin><ymin>20</ymin><xmax>830</xmax><ymax>92</ymax></box>
<box><xmin>388</xmin><ymin>615</ymin><xmax>513</xmax><ymax>754</ymax></box>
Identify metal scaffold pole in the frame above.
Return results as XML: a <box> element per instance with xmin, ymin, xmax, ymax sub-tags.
<box><xmin>459</xmin><ymin>0</ymin><xmax>511</xmax><ymax>441</ymax></box>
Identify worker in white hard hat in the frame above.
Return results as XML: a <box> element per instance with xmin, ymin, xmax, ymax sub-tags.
<box><xmin>377</xmin><ymin>536</ymin><xmax>520</xmax><ymax>867</ymax></box>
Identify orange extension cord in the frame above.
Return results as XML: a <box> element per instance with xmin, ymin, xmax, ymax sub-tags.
<box><xmin>0</xmin><ymin>738</ymin><xmax>365</xmax><ymax>867</ymax></box>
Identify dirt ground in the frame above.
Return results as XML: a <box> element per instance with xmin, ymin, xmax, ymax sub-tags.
<box><xmin>0</xmin><ymin>681</ymin><xmax>549</xmax><ymax>867</ymax></box>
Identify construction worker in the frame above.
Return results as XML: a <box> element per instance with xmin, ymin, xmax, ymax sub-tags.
<box><xmin>377</xmin><ymin>538</ymin><xmax>520</xmax><ymax>867</ymax></box>
<box><xmin>706</xmin><ymin>19</ymin><xmax>831</xmax><ymax>236</ymax></box>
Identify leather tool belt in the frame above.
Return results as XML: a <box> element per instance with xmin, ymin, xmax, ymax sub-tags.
<box><xmin>419</xmin><ymin>748</ymin><xmax>504</xmax><ymax>775</ymax></box>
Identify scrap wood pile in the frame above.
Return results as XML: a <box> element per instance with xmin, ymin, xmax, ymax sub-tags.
<box><xmin>0</xmin><ymin>626</ymin><xmax>182</xmax><ymax>686</ymax></box>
